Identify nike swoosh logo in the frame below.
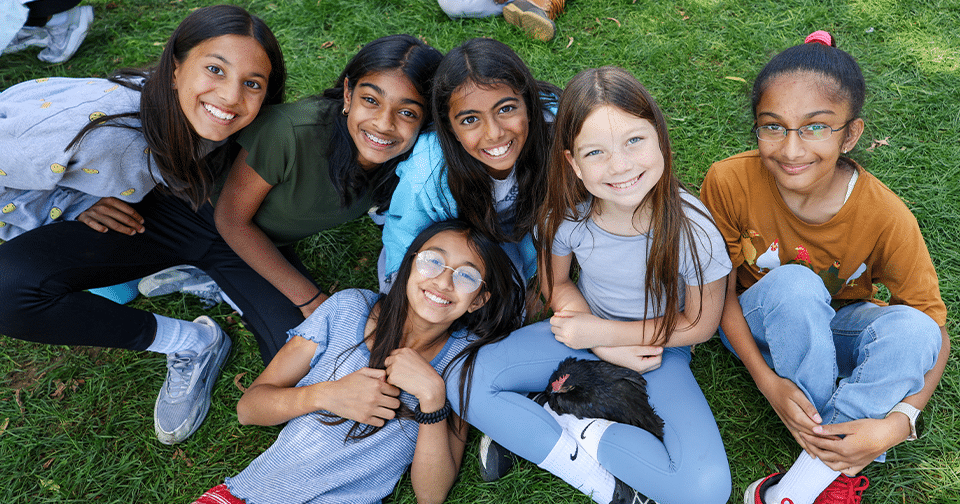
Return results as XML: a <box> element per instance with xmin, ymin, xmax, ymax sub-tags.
<box><xmin>581</xmin><ymin>419</ymin><xmax>597</xmax><ymax>440</ymax></box>
<box><xmin>570</xmin><ymin>445</ymin><xmax>578</xmax><ymax>461</ymax></box>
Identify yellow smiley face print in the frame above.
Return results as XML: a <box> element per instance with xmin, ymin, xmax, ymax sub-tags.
<box><xmin>2</xmin><ymin>203</ymin><xmax>15</xmax><ymax>214</ymax></box>
<box><xmin>120</xmin><ymin>188</ymin><xmax>135</xmax><ymax>196</ymax></box>
<box><xmin>51</xmin><ymin>163</ymin><xmax>66</xmax><ymax>174</ymax></box>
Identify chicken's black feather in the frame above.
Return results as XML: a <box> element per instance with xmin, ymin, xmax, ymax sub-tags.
<box><xmin>535</xmin><ymin>357</ymin><xmax>664</xmax><ymax>441</ymax></box>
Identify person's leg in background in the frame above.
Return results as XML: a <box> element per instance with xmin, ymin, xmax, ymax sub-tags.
<box><xmin>2</xmin><ymin>0</ymin><xmax>93</xmax><ymax>62</ymax></box>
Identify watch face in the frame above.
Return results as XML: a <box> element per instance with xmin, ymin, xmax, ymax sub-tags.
<box><xmin>914</xmin><ymin>410</ymin><xmax>925</xmax><ymax>439</ymax></box>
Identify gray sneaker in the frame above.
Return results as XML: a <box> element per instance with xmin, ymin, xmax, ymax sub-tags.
<box><xmin>38</xmin><ymin>5</ymin><xmax>93</xmax><ymax>63</ymax></box>
<box><xmin>2</xmin><ymin>26</ymin><xmax>50</xmax><ymax>55</ymax></box>
<box><xmin>139</xmin><ymin>265</ymin><xmax>231</xmax><ymax>309</ymax></box>
<box><xmin>154</xmin><ymin>316</ymin><xmax>232</xmax><ymax>444</ymax></box>
<box><xmin>139</xmin><ymin>265</ymin><xmax>209</xmax><ymax>297</ymax></box>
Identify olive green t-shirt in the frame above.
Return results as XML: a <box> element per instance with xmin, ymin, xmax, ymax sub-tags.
<box><xmin>226</xmin><ymin>98</ymin><xmax>373</xmax><ymax>246</ymax></box>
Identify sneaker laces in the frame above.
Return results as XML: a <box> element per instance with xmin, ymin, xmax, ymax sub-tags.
<box><xmin>816</xmin><ymin>475</ymin><xmax>869</xmax><ymax>504</ymax></box>
<box><xmin>163</xmin><ymin>352</ymin><xmax>200</xmax><ymax>398</ymax></box>
<box><xmin>189</xmin><ymin>284</ymin><xmax>223</xmax><ymax>308</ymax></box>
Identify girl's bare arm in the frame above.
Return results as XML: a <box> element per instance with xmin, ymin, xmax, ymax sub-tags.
<box><xmin>238</xmin><ymin>335</ymin><xmax>401</xmax><ymax>426</ymax></box>
<box><xmin>214</xmin><ymin>149</ymin><xmax>328</xmax><ymax>317</ymax></box>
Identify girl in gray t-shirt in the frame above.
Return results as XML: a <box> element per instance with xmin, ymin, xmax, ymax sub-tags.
<box><xmin>458</xmin><ymin>67</ymin><xmax>732</xmax><ymax>504</ymax></box>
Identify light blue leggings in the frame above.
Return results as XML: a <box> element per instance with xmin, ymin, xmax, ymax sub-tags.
<box><xmin>447</xmin><ymin>320</ymin><xmax>731</xmax><ymax>504</ymax></box>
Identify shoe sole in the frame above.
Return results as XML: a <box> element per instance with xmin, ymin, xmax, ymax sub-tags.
<box><xmin>478</xmin><ymin>435</ymin><xmax>515</xmax><ymax>482</ymax></box>
<box><xmin>154</xmin><ymin>316</ymin><xmax>232</xmax><ymax>444</ymax></box>
<box><xmin>743</xmin><ymin>478</ymin><xmax>762</xmax><ymax>504</ymax></box>
<box><xmin>503</xmin><ymin>2</ymin><xmax>556</xmax><ymax>41</ymax></box>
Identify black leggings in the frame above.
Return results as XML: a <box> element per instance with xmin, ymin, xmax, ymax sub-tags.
<box><xmin>24</xmin><ymin>0</ymin><xmax>84</xmax><ymax>26</ymax></box>
<box><xmin>0</xmin><ymin>191</ymin><xmax>312</xmax><ymax>364</ymax></box>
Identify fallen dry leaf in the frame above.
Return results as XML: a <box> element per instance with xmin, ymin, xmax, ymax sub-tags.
<box><xmin>724</xmin><ymin>76</ymin><xmax>748</xmax><ymax>83</ymax></box>
<box><xmin>0</xmin><ymin>417</ymin><xmax>8</xmax><ymax>436</ymax></box>
<box><xmin>172</xmin><ymin>448</ymin><xmax>195</xmax><ymax>467</ymax></box>
<box><xmin>866</xmin><ymin>136</ymin><xmax>891</xmax><ymax>151</ymax></box>
<box><xmin>234</xmin><ymin>372</ymin><xmax>248</xmax><ymax>393</ymax></box>
<box><xmin>566</xmin><ymin>37</ymin><xmax>574</xmax><ymax>49</ymax></box>
<box><xmin>14</xmin><ymin>389</ymin><xmax>24</xmax><ymax>416</ymax></box>
<box><xmin>321</xmin><ymin>41</ymin><xmax>335</xmax><ymax>49</ymax></box>
<box><xmin>50</xmin><ymin>380</ymin><xmax>67</xmax><ymax>399</ymax></box>
<box><xmin>606</xmin><ymin>17</ymin><xmax>621</xmax><ymax>27</ymax></box>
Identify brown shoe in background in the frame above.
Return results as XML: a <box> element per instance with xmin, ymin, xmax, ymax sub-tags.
<box><xmin>503</xmin><ymin>0</ymin><xmax>566</xmax><ymax>41</ymax></box>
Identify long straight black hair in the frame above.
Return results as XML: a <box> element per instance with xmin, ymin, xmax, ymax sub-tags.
<box><xmin>328</xmin><ymin>220</ymin><xmax>525</xmax><ymax>440</ymax></box>
<box><xmin>319</xmin><ymin>34</ymin><xmax>443</xmax><ymax>210</ymax></box>
<box><xmin>68</xmin><ymin>4</ymin><xmax>287</xmax><ymax>210</ymax></box>
<box><xmin>431</xmin><ymin>37</ymin><xmax>560</xmax><ymax>244</ymax></box>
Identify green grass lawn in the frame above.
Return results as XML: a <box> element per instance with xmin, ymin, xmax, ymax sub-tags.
<box><xmin>2</xmin><ymin>0</ymin><xmax>959</xmax><ymax>502</ymax></box>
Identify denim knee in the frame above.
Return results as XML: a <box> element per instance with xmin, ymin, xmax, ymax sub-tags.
<box><xmin>758</xmin><ymin>264</ymin><xmax>831</xmax><ymax>307</ymax></box>
<box><xmin>870</xmin><ymin>305</ymin><xmax>942</xmax><ymax>367</ymax></box>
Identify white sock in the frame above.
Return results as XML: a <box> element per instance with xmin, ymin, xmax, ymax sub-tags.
<box><xmin>544</xmin><ymin>403</ymin><xmax>614</xmax><ymax>460</ymax></box>
<box><xmin>765</xmin><ymin>452</ymin><xmax>840</xmax><ymax>504</ymax></box>
<box><xmin>145</xmin><ymin>315</ymin><xmax>216</xmax><ymax>355</ymax></box>
<box><xmin>538</xmin><ymin>431</ymin><xmax>616</xmax><ymax>504</ymax></box>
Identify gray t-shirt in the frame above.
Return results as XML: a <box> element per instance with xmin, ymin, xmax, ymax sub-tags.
<box><xmin>552</xmin><ymin>192</ymin><xmax>731</xmax><ymax>321</ymax></box>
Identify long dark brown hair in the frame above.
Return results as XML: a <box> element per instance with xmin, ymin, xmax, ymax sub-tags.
<box><xmin>325</xmin><ymin>220</ymin><xmax>524</xmax><ymax>440</ymax></box>
<box><xmin>67</xmin><ymin>4</ymin><xmax>287</xmax><ymax>209</ymax></box>
<box><xmin>538</xmin><ymin>66</ymin><xmax>711</xmax><ymax>346</ymax></box>
<box><xmin>431</xmin><ymin>37</ymin><xmax>560</xmax><ymax>244</ymax></box>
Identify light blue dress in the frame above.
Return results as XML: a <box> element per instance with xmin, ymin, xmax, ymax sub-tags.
<box><xmin>225</xmin><ymin>289</ymin><xmax>473</xmax><ymax>504</ymax></box>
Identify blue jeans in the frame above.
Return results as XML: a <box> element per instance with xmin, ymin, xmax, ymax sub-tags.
<box><xmin>448</xmin><ymin>320</ymin><xmax>731</xmax><ymax>504</ymax></box>
<box><xmin>720</xmin><ymin>264</ymin><xmax>941</xmax><ymax>424</ymax></box>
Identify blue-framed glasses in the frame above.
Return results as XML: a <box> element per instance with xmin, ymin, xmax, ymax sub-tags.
<box><xmin>415</xmin><ymin>250</ymin><xmax>485</xmax><ymax>293</ymax></box>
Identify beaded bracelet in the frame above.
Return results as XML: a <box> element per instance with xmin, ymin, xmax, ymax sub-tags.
<box><xmin>414</xmin><ymin>399</ymin><xmax>452</xmax><ymax>424</ymax></box>
<box><xmin>295</xmin><ymin>291</ymin><xmax>323</xmax><ymax>308</ymax></box>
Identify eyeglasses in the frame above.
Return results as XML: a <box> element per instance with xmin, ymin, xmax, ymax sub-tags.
<box><xmin>754</xmin><ymin>119</ymin><xmax>854</xmax><ymax>143</ymax></box>
<box><xmin>415</xmin><ymin>250</ymin><xmax>485</xmax><ymax>294</ymax></box>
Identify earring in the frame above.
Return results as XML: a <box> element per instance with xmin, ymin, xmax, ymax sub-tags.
<box><xmin>342</xmin><ymin>107</ymin><xmax>348</xmax><ymax>116</ymax></box>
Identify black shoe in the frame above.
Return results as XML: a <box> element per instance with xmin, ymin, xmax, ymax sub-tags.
<box><xmin>611</xmin><ymin>478</ymin><xmax>659</xmax><ymax>504</ymax></box>
<box><xmin>478</xmin><ymin>434</ymin><xmax>516</xmax><ymax>482</ymax></box>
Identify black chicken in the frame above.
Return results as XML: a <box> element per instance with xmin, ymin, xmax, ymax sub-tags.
<box><xmin>535</xmin><ymin>357</ymin><xmax>664</xmax><ymax>441</ymax></box>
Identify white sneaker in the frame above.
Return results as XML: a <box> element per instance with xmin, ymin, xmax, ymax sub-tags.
<box><xmin>38</xmin><ymin>5</ymin><xmax>93</xmax><ymax>63</ymax></box>
<box><xmin>2</xmin><ymin>26</ymin><xmax>50</xmax><ymax>55</ymax></box>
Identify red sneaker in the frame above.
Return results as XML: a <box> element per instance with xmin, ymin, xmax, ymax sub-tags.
<box><xmin>743</xmin><ymin>473</ymin><xmax>785</xmax><ymax>504</ymax></box>
<box><xmin>813</xmin><ymin>475</ymin><xmax>870</xmax><ymax>504</ymax></box>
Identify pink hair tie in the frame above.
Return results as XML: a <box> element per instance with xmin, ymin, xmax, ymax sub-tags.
<box><xmin>805</xmin><ymin>30</ymin><xmax>833</xmax><ymax>46</ymax></box>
